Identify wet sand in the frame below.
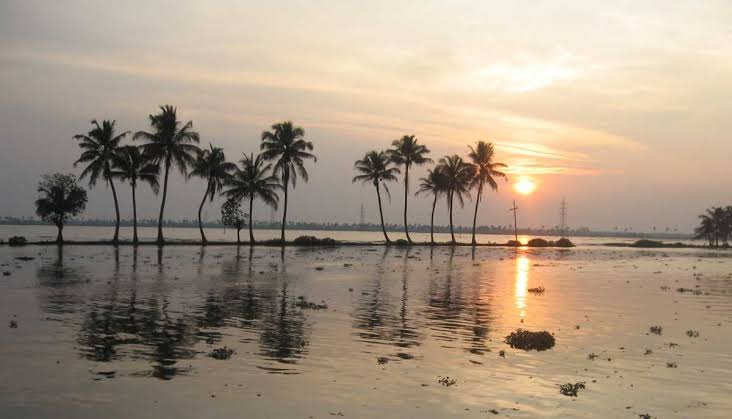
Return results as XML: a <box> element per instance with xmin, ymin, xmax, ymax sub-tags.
<box><xmin>1</xmin><ymin>245</ymin><xmax>731</xmax><ymax>418</ymax></box>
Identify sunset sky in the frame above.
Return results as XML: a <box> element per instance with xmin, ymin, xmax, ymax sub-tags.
<box><xmin>1</xmin><ymin>0</ymin><xmax>730</xmax><ymax>232</ymax></box>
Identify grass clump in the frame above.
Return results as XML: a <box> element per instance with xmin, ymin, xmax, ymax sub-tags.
<box><xmin>505</xmin><ymin>329</ymin><xmax>556</xmax><ymax>351</ymax></box>
<box><xmin>558</xmin><ymin>382</ymin><xmax>586</xmax><ymax>397</ymax></box>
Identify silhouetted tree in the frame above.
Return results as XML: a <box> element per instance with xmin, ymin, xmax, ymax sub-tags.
<box><xmin>467</xmin><ymin>141</ymin><xmax>507</xmax><ymax>245</ymax></box>
<box><xmin>73</xmin><ymin>120</ymin><xmax>128</xmax><ymax>243</ymax></box>
<box><xmin>35</xmin><ymin>173</ymin><xmax>88</xmax><ymax>243</ymax></box>
<box><xmin>417</xmin><ymin>167</ymin><xmax>448</xmax><ymax>244</ymax></box>
<box><xmin>353</xmin><ymin>150</ymin><xmax>400</xmax><ymax>243</ymax></box>
<box><xmin>223</xmin><ymin>152</ymin><xmax>280</xmax><ymax>244</ymax></box>
<box><xmin>190</xmin><ymin>144</ymin><xmax>236</xmax><ymax>243</ymax></box>
<box><xmin>695</xmin><ymin>206</ymin><xmax>732</xmax><ymax>247</ymax></box>
<box><xmin>111</xmin><ymin>145</ymin><xmax>159</xmax><ymax>243</ymax></box>
<box><xmin>220</xmin><ymin>199</ymin><xmax>247</xmax><ymax>244</ymax></box>
<box><xmin>438</xmin><ymin>155</ymin><xmax>473</xmax><ymax>244</ymax></box>
<box><xmin>134</xmin><ymin>105</ymin><xmax>200</xmax><ymax>244</ymax></box>
<box><xmin>260</xmin><ymin>121</ymin><xmax>316</xmax><ymax>242</ymax></box>
<box><xmin>387</xmin><ymin>135</ymin><xmax>431</xmax><ymax>244</ymax></box>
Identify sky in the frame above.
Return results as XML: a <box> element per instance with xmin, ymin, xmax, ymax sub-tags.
<box><xmin>1</xmin><ymin>0</ymin><xmax>731</xmax><ymax>233</ymax></box>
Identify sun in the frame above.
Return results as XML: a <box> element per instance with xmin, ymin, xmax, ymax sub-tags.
<box><xmin>514</xmin><ymin>177</ymin><xmax>537</xmax><ymax>195</ymax></box>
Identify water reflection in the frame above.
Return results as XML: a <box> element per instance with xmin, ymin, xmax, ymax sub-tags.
<box><xmin>515</xmin><ymin>255</ymin><xmax>530</xmax><ymax>318</ymax></box>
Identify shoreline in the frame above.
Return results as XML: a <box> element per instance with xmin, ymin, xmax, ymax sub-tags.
<box><xmin>0</xmin><ymin>239</ymin><xmax>725</xmax><ymax>250</ymax></box>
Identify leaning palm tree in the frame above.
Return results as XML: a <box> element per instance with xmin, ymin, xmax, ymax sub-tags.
<box><xmin>352</xmin><ymin>150</ymin><xmax>400</xmax><ymax>243</ymax></box>
<box><xmin>134</xmin><ymin>105</ymin><xmax>200</xmax><ymax>243</ymax></box>
<box><xmin>73</xmin><ymin>120</ymin><xmax>128</xmax><ymax>243</ymax></box>
<box><xmin>387</xmin><ymin>135</ymin><xmax>431</xmax><ymax>244</ymax></box>
<box><xmin>467</xmin><ymin>141</ymin><xmax>507</xmax><ymax>245</ymax></box>
<box><xmin>110</xmin><ymin>145</ymin><xmax>160</xmax><ymax>243</ymax></box>
<box><xmin>260</xmin><ymin>121</ymin><xmax>316</xmax><ymax>242</ymax></box>
<box><xmin>223</xmin><ymin>152</ymin><xmax>281</xmax><ymax>244</ymax></box>
<box><xmin>416</xmin><ymin>167</ymin><xmax>448</xmax><ymax>245</ymax></box>
<box><xmin>439</xmin><ymin>155</ymin><xmax>473</xmax><ymax>244</ymax></box>
<box><xmin>190</xmin><ymin>144</ymin><xmax>237</xmax><ymax>243</ymax></box>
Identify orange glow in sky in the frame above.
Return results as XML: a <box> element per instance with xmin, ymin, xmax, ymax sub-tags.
<box><xmin>514</xmin><ymin>177</ymin><xmax>537</xmax><ymax>195</ymax></box>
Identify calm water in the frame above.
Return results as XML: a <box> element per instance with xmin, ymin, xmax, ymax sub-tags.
<box><xmin>1</xmin><ymin>244</ymin><xmax>731</xmax><ymax>418</ymax></box>
<box><xmin>0</xmin><ymin>224</ymin><xmax>698</xmax><ymax>246</ymax></box>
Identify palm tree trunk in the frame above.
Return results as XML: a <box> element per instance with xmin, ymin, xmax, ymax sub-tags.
<box><xmin>108</xmin><ymin>174</ymin><xmax>121</xmax><ymax>244</ymax></box>
<box><xmin>237</xmin><ymin>228</ymin><xmax>241</xmax><ymax>244</ymax></box>
<box><xmin>430</xmin><ymin>193</ymin><xmax>437</xmax><ymax>245</ymax></box>
<box><xmin>403</xmin><ymin>165</ymin><xmax>412</xmax><ymax>243</ymax></box>
<box><xmin>449</xmin><ymin>190</ymin><xmax>455</xmax><ymax>244</ymax></box>
<box><xmin>157</xmin><ymin>159</ymin><xmax>171</xmax><ymax>244</ymax></box>
<box><xmin>56</xmin><ymin>222</ymin><xmax>63</xmax><ymax>244</ymax></box>
<box><xmin>471</xmin><ymin>182</ymin><xmax>483</xmax><ymax>245</ymax></box>
<box><xmin>280</xmin><ymin>169</ymin><xmax>289</xmax><ymax>243</ymax></box>
<box><xmin>375</xmin><ymin>183</ymin><xmax>390</xmax><ymax>243</ymax></box>
<box><xmin>131</xmin><ymin>183</ymin><xmax>138</xmax><ymax>243</ymax></box>
<box><xmin>249</xmin><ymin>195</ymin><xmax>255</xmax><ymax>244</ymax></box>
<box><xmin>198</xmin><ymin>185</ymin><xmax>208</xmax><ymax>243</ymax></box>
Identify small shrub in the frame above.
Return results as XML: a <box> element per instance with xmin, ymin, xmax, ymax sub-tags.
<box><xmin>555</xmin><ymin>238</ymin><xmax>575</xmax><ymax>247</ymax></box>
<box><xmin>505</xmin><ymin>329</ymin><xmax>556</xmax><ymax>351</ymax></box>
<box><xmin>8</xmin><ymin>236</ymin><xmax>27</xmax><ymax>246</ymax></box>
<box><xmin>293</xmin><ymin>236</ymin><xmax>337</xmax><ymax>246</ymax></box>
<box><xmin>559</xmin><ymin>382</ymin><xmax>586</xmax><ymax>397</ymax></box>
<box><xmin>393</xmin><ymin>239</ymin><xmax>409</xmax><ymax>246</ymax></box>
<box><xmin>527</xmin><ymin>238</ymin><xmax>549</xmax><ymax>247</ymax></box>
<box><xmin>631</xmin><ymin>239</ymin><xmax>664</xmax><ymax>248</ymax></box>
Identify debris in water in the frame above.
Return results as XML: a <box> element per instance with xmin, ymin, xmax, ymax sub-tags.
<box><xmin>666</xmin><ymin>362</ymin><xmax>677</xmax><ymax>368</ymax></box>
<box><xmin>587</xmin><ymin>353</ymin><xmax>598</xmax><ymax>360</ymax></box>
<box><xmin>649</xmin><ymin>326</ymin><xmax>663</xmax><ymax>335</ymax></box>
<box><xmin>438</xmin><ymin>376</ymin><xmax>457</xmax><ymax>387</ymax></box>
<box><xmin>294</xmin><ymin>297</ymin><xmax>328</xmax><ymax>310</ymax></box>
<box><xmin>377</xmin><ymin>357</ymin><xmax>389</xmax><ymax>365</ymax></box>
<box><xmin>527</xmin><ymin>286</ymin><xmax>545</xmax><ymax>295</ymax></box>
<box><xmin>686</xmin><ymin>330</ymin><xmax>699</xmax><ymax>338</ymax></box>
<box><xmin>9</xmin><ymin>320</ymin><xmax>18</xmax><ymax>328</ymax></box>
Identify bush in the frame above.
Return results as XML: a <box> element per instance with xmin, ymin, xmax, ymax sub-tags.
<box><xmin>8</xmin><ymin>236</ymin><xmax>27</xmax><ymax>246</ymax></box>
<box><xmin>555</xmin><ymin>238</ymin><xmax>575</xmax><ymax>247</ymax></box>
<box><xmin>506</xmin><ymin>240</ymin><xmax>521</xmax><ymax>247</ymax></box>
<box><xmin>527</xmin><ymin>238</ymin><xmax>550</xmax><ymax>247</ymax></box>
<box><xmin>631</xmin><ymin>239</ymin><xmax>664</xmax><ymax>248</ymax></box>
<box><xmin>292</xmin><ymin>236</ymin><xmax>337</xmax><ymax>246</ymax></box>
<box><xmin>393</xmin><ymin>239</ymin><xmax>409</xmax><ymax>246</ymax></box>
<box><xmin>505</xmin><ymin>329</ymin><xmax>556</xmax><ymax>351</ymax></box>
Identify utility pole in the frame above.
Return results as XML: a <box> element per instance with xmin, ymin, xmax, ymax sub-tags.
<box><xmin>509</xmin><ymin>200</ymin><xmax>519</xmax><ymax>245</ymax></box>
<box><xmin>559</xmin><ymin>197</ymin><xmax>568</xmax><ymax>238</ymax></box>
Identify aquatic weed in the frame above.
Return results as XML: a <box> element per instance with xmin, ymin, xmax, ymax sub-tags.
<box><xmin>649</xmin><ymin>326</ymin><xmax>663</xmax><ymax>335</ymax></box>
<box><xmin>558</xmin><ymin>382</ymin><xmax>586</xmax><ymax>397</ymax></box>
<box><xmin>686</xmin><ymin>330</ymin><xmax>699</xmax><ymax>338</ymax></box>
<box><xmin>438</xmin><ymin>376</ymin><xmax>457</xmax><ymax>387</ymax></box>
<box><xmin>505</xmin><ymin>329</ymin><xmax>556</xmax><ymax>351</ymax></box>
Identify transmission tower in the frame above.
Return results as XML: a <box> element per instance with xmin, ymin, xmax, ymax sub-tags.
<box><xmin>559</xmin><ymin>198</ymin><xmax>568</xmax><ymax>238</ymax></box>
<box><xmin>359</xmin><ymin>203</ymin><xmax>366</xmax><ymax>227</ymax></box>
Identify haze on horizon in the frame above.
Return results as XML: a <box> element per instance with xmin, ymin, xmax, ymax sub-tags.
<box><xmin>1</xmin><ymin>0</ymin><xmax>730</xmax><ymax>233</ymax></box>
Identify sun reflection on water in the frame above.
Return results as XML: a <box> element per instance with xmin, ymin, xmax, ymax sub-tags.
<box><xmin>515</xmin><ymin>255</ymin><xmax>530</xmax><ymax>318</ymax></box>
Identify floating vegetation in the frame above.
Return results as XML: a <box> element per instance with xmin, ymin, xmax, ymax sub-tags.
<box><xmin>644</xmin><ymin>349</ymin><xmax>653</xmax><ymax>355</ymax></box>
<box><xmin>527</xmin><ymin>286</ymin><xmax>545</xmax><ymax>294</ymax></box>
<box><xmin>559</xmin><ymin>382</ymin><xmax>586</xmax><ymax>397</ymax></box>
<box><xmin>587</xmin><ymin>353</ymin><xmax>598</xmax><ymax>360</ymax></box>
<box><xmin>666</xmin><ymin>362</ymin><xmax>678</xmax><ymax>368</ymax></box>
<box><xmin>505</xmin><ymin>329</ymin><xmax>556</xmax><ymax>351</ymax></box>
<box><xmin>649</xmin><ymin>326</ymin><xmax>663</xmax><ymax>335</ymax></box>
<box><xmin>377</xmin><ymin>357</ymin><xmax>389</xmax><ymax>365</ymax></box>
<box><xmin>676</xmin><ymin>287</ymin><xmax>703</xmax><ymax>295</ymax></box>
<box><xmin>638</xmin><ymin>414</ymin><xmax>653</xmax><ymax>419</ymax></box>
<box><xmin>438</xmin><ymin>376</ymin><xmax>457</xmax><ymax>387</ymax></box>
<box><xmin>208</xmin><ymin>346</ymin><xmax>235</xmax><ymax>360</ymax></box>
<box><xmin>499</xmin><ymin>350</ymin><xmax>506</xmax><ymax>358</ymax></box>
<box><xmin>14</xmin><ymin>256</ymin><xmax>35</xmax><ymax>261</ymax></box>
<box><xmin>9</xmin><ymin>320</ymin><xmax>18</xmax><ymax>328</ymax></box>
<box><xmin>686</xmin><ymin>330</ymin><xmax>700</xmax><ymax>338</ymax></box>
<box><xmin>294</xmin><ymin>296</ymin><xmax>328</xmax><ymax>310</ymax></box>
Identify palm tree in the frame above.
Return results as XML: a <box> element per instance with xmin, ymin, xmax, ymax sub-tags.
<box><xmin>387</xmin><ymin>135</ymin><xmax>431</xmax><ymax>244</ymax></box>
<box><xmin>695</xmin><ymin>212</ymin><xmax>716</xmax><ymax>247</ymax></box>
<box><xmin>467</xmin><ymin>141</ymin><xmax>507</xmax><ymax>245</ymax></box>
<box><xmin>416</xmin><ymin>167</ymin><xmax>448</xmax><ymax>245</ymax></box>
<box><xmin>110</xmin><ymin>145</ymin><xmax>160</xmax><ymax>243</ymax></box>
<box><xmin>35</xmin><ymin>173</ymin><xmax>88</xmax><ymax>244</ymax></box>
<box><xmin>352</xmin><ymin>151</ymin><xmax>400</xmax><ymax>243</ymax></box>
<box><xmin>223</xmin><ymin>152</ymin><xmax>281</xmax><ymax>244</ymax></box>
<box><xmin>438</xmin><ymin>155</ymin><xmax>473</xmax><ymax>244</ymax></box>
<box><xmin>134</xmin><ymin>105</ymin><xmax>200</xmax><ymax>244</ymax></box>
<box><xmin>190</xmin><ymin>144</ymin><xmax>237</xmax><ymax>243</ymax></box>
<box><xmin>73</xmin><ymin>120</ymin><xmax>128</xmax><ymax>243</ymax></box>
<box><xmin>260</xmin><ymin>121</ymin><xmax>316</xmax><ymax>242</ymax></box>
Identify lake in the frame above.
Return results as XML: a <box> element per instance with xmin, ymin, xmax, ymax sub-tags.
<box><xmin>1</xmin><ymin>242</ymin><xmax>730</xmax><ymax>418</ymax></box>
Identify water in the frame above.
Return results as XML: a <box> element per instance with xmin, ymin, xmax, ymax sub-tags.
<box><xmin>0</xmin><ymin>224</ymin><xmax>698</xmax><ymax>246</ymax></box>
<box><xmin>1</xmin><ymin>244</ymin><xmax>730</xmax><ymax>418</ymax></box>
